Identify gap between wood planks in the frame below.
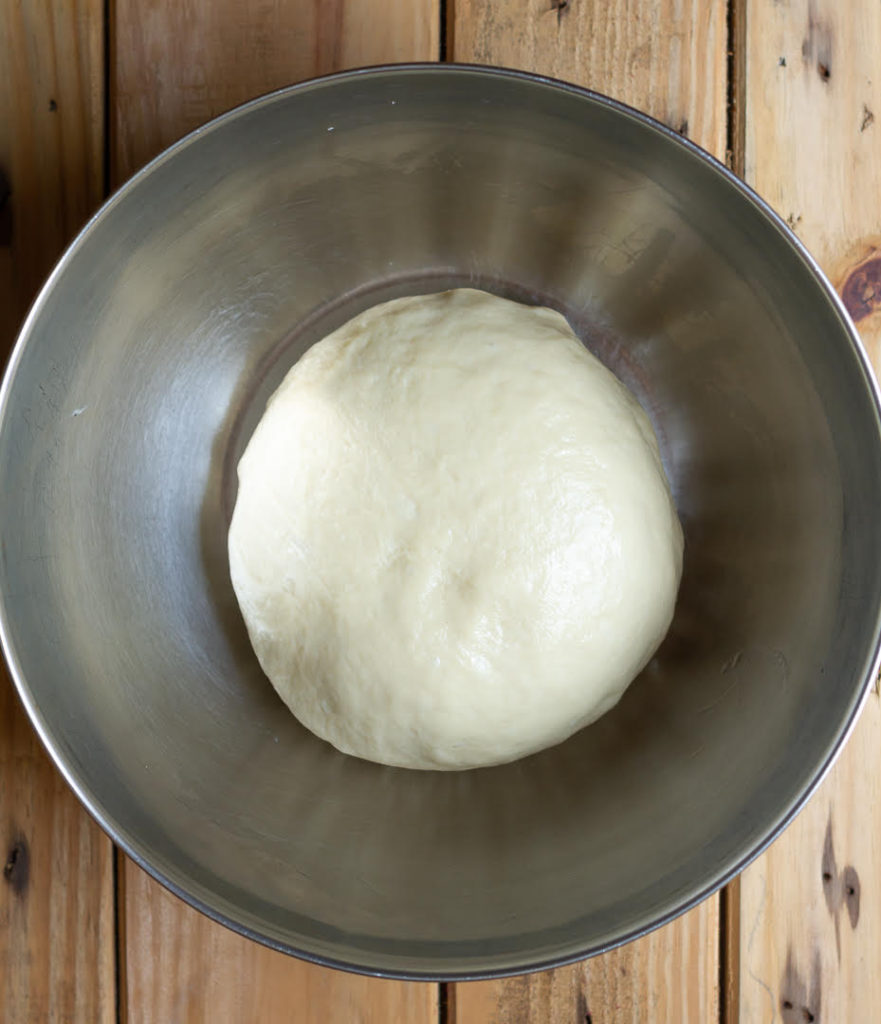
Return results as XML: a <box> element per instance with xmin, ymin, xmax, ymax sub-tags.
<box><xmin>115</xmin><ymin>847</ymin><xmax>128</xmax><ymax>1024</ymax></box>
<box><xmin>103</xmin><ymin>0</ymin><xmax>112</xmax><ymax>197</ymax></box>
<box><xmin>438</xmin><ymin>5</ymin><xmax>452</xmax><ymax>1023</ymax></box>
<box><xmin>722</xmin><ymin>3</ymin><xmax>746</xmax><ymax>1022</ymax></box>
<box><xmin>439</xmin><ymin>979</ymin><xmax>451</xmax><ymax>1024</ymax></box>
<box><xmin>103</xmin><ymin>0</ymin><xmax>125</xmax><ymax>1017</ymax></box>
<box><xmin>440</xmin><ymin>0</ymin><xmax>450</xmax><ymax>62</ymax></box>
<box><xmin>726</xmin><ymin>0</ymin><xmax>747</xmax><ymax>175</ymax></box>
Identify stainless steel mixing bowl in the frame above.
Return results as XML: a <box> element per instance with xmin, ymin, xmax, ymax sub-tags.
<box><xmin>2</xmin><ymin>65</ymin><xmax>881</xmax><ymax>979</ymax></box>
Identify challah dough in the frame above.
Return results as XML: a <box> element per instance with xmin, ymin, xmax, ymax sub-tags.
<box><xmin>229</xmin><ymin>288</ymin><xmax>683</xmax><ymax>769</ymax></box>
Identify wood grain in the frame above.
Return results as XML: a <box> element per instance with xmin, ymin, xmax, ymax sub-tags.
<box><xmin>733</xmin><ymin>3</ymin><xmax>881</xmax><ymax>1019</ymax></box>
<box><xmin>453</xmin><ymin>901</ymin><xmax>720</xmax><ymax>1024</ymax></box>
<box><xmin>449</xmin><ymin>2</ymin><xmax>727</xmax><ymax>1017</ymax></box>
<box><xmin>111</xmin><ymin>1</ymin><xmax>440</xmax><ymax>1019</ymax></box>
<box><xmin>0</xmin><ymin>2</ymin><xmax>113</xmax><ymax>1021</ymax></box>
<box><xmin>122</xmin><ymin>861</ymin><xmax>438</xmax><ymax>1024</ymax></box>
<box><xmin>112</xmin><ymin>0</ymin><xmax>440</xmax><ymax>183</ymax></box>
<box><xmin>0</xmin><ymin>0</ymin><xmax>104</xmax><ymax>317</ymax></box>
<box><xmin>453</xmin><ymin>0</ymin><xmax>727</xmax><ymax>157</ymax></box>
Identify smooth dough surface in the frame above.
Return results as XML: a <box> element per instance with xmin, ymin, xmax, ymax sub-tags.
<box><xmin>229</xmin><ymin>289</ymin><xmax>683</xmax><ymax>770</ymax></box>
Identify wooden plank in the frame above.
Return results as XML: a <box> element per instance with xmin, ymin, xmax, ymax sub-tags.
<box><xmin>0</xmin><ymin>0</ymin><xmax>104</xmax><ymax>318</ymax></box>
<box><xmin>732</xmin><ymin>2</ymin><xmax>881</xmax><ymax>1020</ymax></box>
<box><xmin>112</xmin><ymin>0</ymin><xmax>440</xmax><ymax>183</ymax></box>
<box><xmin>450</xmin><ymin>3</ymin><xmax>727</xmax><ymax>1020</ymax></box>
<box><xmin>452</xmin><ymin>0</ymin><xmax>727</xmax><ymax>157</ymax></box>
<box><xmin>453</xmin><ymin>902</ymin><xmax>719</xmax><ymax>1024</ymax></box>
<box><xmin>122</xmin><ymin>861</ymin><xmax>438</xmax><ymax>1024</ymax></box>
<box><xmin>111</xmin><ymin>1</ymin><xmax>441</xmax><ymax>1019</ymax></box>
<box><xmin>0</xmin><ymin>1</ymin><xmax>114</xmax><ymax>1022</ymax></box>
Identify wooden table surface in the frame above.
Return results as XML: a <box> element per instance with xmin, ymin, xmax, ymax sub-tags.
<box><xmin>2</xmin><ymin>1</ymin><xmax>880</xmax><ymax>1020</ymax></box>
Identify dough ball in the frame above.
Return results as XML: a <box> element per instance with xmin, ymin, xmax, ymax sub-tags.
<box><xmin>229</xmin><ymin>288</ymin><xmax>683</xmax><ymax>770</ymax></box>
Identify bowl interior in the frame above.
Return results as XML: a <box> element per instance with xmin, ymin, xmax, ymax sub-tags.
<box><xmin>2</xmin><ymin>66</ymin><xmax>881</xmax><ymax>977</ymax></box>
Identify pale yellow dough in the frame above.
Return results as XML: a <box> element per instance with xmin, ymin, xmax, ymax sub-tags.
<box><xmin>229</xmin><ymin>289</ymin><xmax>683</xmax><ymax>770</ymax></box>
